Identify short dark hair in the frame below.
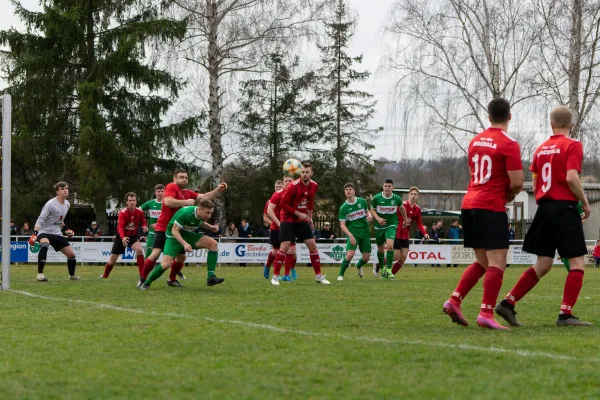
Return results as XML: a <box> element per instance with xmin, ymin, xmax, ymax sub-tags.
<box><xmin>54</xmin><ymin>181</ymin><xmax>68</xmax><ymax>191</ymax></box>
<box><xmin>452</xmin><ymin>219</ymin><xmax>458</xmax><ymax>223</ymax></box>
<box><xmin>241</xmin><ymin>218</ymin><xmax>247</xmax><ymax>222</ymax></box>
<box><xmin>125</xmin><ymin>192</ymin><xmax>137</xmax><ymax>201</ymax></box>
<box><xmin>155</xmin><ymin>184</ymin><xmax>165</xmax><ymax>191</ymax></box>
<box><xmin>344</xmin><ymin>183</ymin><xmax>355</xmax><ymax>189</ymax></box>
<box><xmin>302</xmin><ymin>161</ymin><xmax>312</xmax><ymax>169</ymax></box>
<box><xmin>488</xmin><ymin>98</ymin><xmax>511</xmax><ymax>123</ymax></box>
<box><xmin>173</xmin><ymin>168</ymin><xmax>187</xmax><ymax>176</ymax></box>
<box><xmin>384</xmin><ymin>179</ymin><xmax>393</xmax><ymax>185</ymax></box>
<box><xmin>198</xmin><ymin>199</ymin><xmax>214</xmax><ymax>209</ymax></box>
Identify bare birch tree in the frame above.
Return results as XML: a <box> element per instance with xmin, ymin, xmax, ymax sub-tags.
<box><xmin>172</xmin><ymin>0</ymin><xmax>327</xmax><ymax>225</ymax></box>
<box><xmin>384</xmin><ymin>0</ymin><xmax>544</xmax><ymax>154</ymax></box>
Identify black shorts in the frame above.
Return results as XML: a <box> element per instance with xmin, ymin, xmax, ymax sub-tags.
<box><xmin>111</xmin><ymin>234</ymin><xmax>139</xmax><ymax>255</ymax></box>
<box><xmin>461</xmin><ymin>209</ymin><xmax>509</xmax><ymax>250</ymax></box>
<box><xmin>269</xmin><ymin>229</ymin><xmax>295</xmax><ymax>248</ymax></box>
<box><xmin>394</xmin><ymin>238</ymin><xmax>410</xmax><ymax>250</ymax></box>
<box><xmin>37</xmin><ymin>233</ymin><xmax>71</xmax><ymax>252</ymax></box>
<box><xmin>151</xmin><ymin>231</ymin><xmax>185</xmax><ymax>254</ymax></box>
<box><xmin>280</xmin><ymin>222</ymin><xmax>313</xmax><ymax>243</ymax></box>
<box><xmin>523</xmin><ymin>200</ymin><xmax>587</xmax><ymax>259</ymax></box>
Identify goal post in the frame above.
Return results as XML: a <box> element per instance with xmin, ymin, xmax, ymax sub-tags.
<box><xmin>2</xmin><ymin>94</ymin><xmax>11</xmax><ymax>290</ymax></box>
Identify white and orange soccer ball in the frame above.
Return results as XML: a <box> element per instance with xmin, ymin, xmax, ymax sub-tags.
<box><xmin>283</xmin><ymin>158</ymin><xmax>302</xmax><ymax>178</ymax></box>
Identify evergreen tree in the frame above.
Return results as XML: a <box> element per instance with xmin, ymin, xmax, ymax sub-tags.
<box><xmin>314</xmin><ymin>0</ymin><xmax>381</xmax><ymax>208</ymax></box>
<box><xmin>0</xmin><ymin>0</ymin><xmax>199</xmax><ymax>232</ymax></box>
<box><xmin>237</xmin><ymin>53</ymin><xmax>320</xmax><ymax>181</ymax></box>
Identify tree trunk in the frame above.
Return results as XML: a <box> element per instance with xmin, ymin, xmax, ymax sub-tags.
<box><xmin>569</xmin><ymin>0</ymin><xmax>583</xmax><ymax>138</ymax></box>
<box><xmin>207</xmin><ymin>1</ymin><xmax>226</xmax><ymax>227</ymax></box>
<box><xmin>93</xmin><ymin>197</ymin><xmax>109</xmax><ymax>236</ymax></box>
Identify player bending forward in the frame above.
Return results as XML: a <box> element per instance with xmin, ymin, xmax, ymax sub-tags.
<box><xmin>337</xmin><ymin>183</ymin><xmax>372</xmax><ymax>281</ymax></box>
<box><xmin>100</xmin><ymin>192</ymin><xmax>148</xmax><ymax>279</ymax></box>
<box><xmin>140</xmin><ymin>200</ymin><xmax>224</xmax><ymax>290</ymax></box>
<box><xmin>29</xmin><ymin>182</ymin><xmax>79</xmax><ymax>281</ymax></box>
<box><xmin>442</xmin><ymin>97</ymin><xmax>524</xmax><ymax>330</ymax></box>
<box><xmin>495</xmin><ymin>106</ymin><xmax>593</xmax><ymax>327</ymax></box>
<box><xmin>270</xmin><ymin>162</ymin><xmax>330</xmax><ymax>285</ymax></box>
<box><xmin>265</xmin><ymin>176</ymin><xmax>298</xmax><ymax>281</ymax></box>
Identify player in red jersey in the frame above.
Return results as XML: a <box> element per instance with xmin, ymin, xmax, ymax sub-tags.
<box><xmin>138</xmin><ymin>168</ymin><xmax>228</xmax><ymax>288</ymax></box>
<box><xmin>262</xmin><ymin>179</ymin><xmax>284</xmax><ymax>278</ymax></box>
<box><xmin>270</xmin><ymin>161</ymin><xmax>330</xmax><ymax>285</ymax></box>
<box><xmin>392</xmin><ymin>186</ymin><xmax>429</xmax><ymax>276</ymax></box>
<box><xmin>264</xmin><ymin>176</ymin><xmax>298</xmax><ymax>280</ymax></box>
<box><xmin>495</xmin><ymin>106</ymin><xmax>592</xmax><ymax>327</ymax></box>
<box><xmin>442</xmin><ymin>98</ymin><xmax>524</xmax><ymax>330</ymax></box>
<box><xmin>101</xmin><ymin>192</ymin><xmax>148</xmax><ymax>279</ymax></box>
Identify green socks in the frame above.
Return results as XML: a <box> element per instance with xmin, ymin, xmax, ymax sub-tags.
<box><xmin>356</xmin><ymin>258</ymin><xmax>367</xmax><ymax>269</ymax></box>
<box><xmin>386</xmin><ymin>250</ymin><xmax>394</xmax><ymax>270</ymax></box>
<box><xmin>377</xmin><ymin>252</ymin><xmax>384</xmax><ymax>268</ymax></box>
<box><xmin>146</xmin><ymin>265</ymin><xmax>166</xmax><ymax>285</ymax></box>
<box><xmin>339</xmin><ymin>258</ymin><xmax>350</xmax><ymax>277</ymax></box>
<box><xmin>207</xmin><ymin>250</ymin><xmax>218</xmax><ymax>278</ymax></box>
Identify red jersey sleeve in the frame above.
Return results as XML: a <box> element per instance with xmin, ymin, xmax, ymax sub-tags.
<box><xmin>504</xmin><ymin>140</ymin><xmax>523</xmax><ymax>171</ymax></box>
<box><xmin>117</xmin><ymin>210</ymin><xmax>126</xmax><ymax>238</ymax></box>
<box><xmin>280</xmin><ymin>185</ymin><xmax>297</xmax><ymax>214</ymax></box>
<box><xmin>566</xmin><ymin>141</ymin><xmax>583</xmax><ymax>173</ymax></box>
<box><xmin>415</xmin><ymin>208</ymin><xmax>427</xmax><ymax>235</ymax></box>
<box><xmin>138</xmin><ymin>209</ymin><xmax>147</xmax><ymax>227</ymax></box>
<box><xmin>307</xmin><ymin>182</ymin><xmax>317</xmax><ymax>211</ymax></box>
<box><xmin>263</xmin><ymin>200</ymin><xmax>269</xmax><ymax>215</ymax></box>
<box><xmin>183</xmin><ymin>189</ymin><xmax>200</xmax><ymax>200</ymax></box>
<box><xmin>594</xmin><ymin>246</ymin><xmax>600</xmax><ymax>258</ymax></box>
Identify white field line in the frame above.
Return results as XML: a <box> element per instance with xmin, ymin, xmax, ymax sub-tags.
<box><xmin>8</xmin><ymin>290</ymin><xmax>599</xmax><ymax>363</ymax></box>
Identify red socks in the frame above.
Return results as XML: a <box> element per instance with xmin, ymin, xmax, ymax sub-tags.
<box><xmin>265</xmin><ymin>251</ymin><xmax>276</xmax><ymax>268</ymax></box>
<box><xmin>309</xmin><ymin>251</ymin><xmax>321</xmax><ymax>275</ymax></box>
<box><xmin>169</xmin><ymin>261</ymin><xmax>184</xmax><ymax>281</ymax></box>
<box><xmin>284</xmin><ymin>253</ymin><xmax>295</xmax><ymax>276</ymax></box>
<box><xmin>505</xmin><ymin>267</ymin><xmax>539</xmax><ymax>306</ymax></box>
<box><xmin>102</xmin><ymin>263</ymin><xmax>113</xmax><ymax>278</ymax></box>
<box><xmin>451</xmin><ymin>262</ymin><xmax>486</xmax><ymax>304</ymax></box>
<box><xmin>273</xmin><ymin>250</ymin><xmax>286</xmax><ymax>276</ymax></box>
<box><xmin>392</xmin><ymin>260</ymin><xmax>403</xmax><ymax>275</ymax></box>
<box><xmin>480</xmin><ymin>266</ymin><xmax>504</xmax><ymax>317</ymax></box>
<box><xmin>560</xmin><ymin>270</ymin><xmax>584</xmax><ymax>315</ymax></box>
<box><xmin>136</xmin><ymin>255</ymin><xmax>145</xmax><ymax>276</ymax></box>
<box><xmin>142</xmin><ymin>258</ymin><xmax>156</xmax><ymax>279</ymax></box>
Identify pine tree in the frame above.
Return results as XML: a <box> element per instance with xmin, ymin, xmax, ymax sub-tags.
<box><xmin>0</xmin><ymin>0</ymin><xmax>199</xmax><ymax>232</ymax></box>
<box><xmin>314</xmin><ymin>0</ymin><xmax>381</xmax><ymax>208</ymax></box>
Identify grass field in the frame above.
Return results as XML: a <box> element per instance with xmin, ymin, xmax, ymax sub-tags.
<box><xmin>1</xmin><ymin>264</ymin><xmax>600</xmax><ymax>399</ymax></box>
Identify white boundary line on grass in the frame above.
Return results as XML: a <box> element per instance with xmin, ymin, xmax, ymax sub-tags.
<box><xmin>9</xmin><ymin>290</ymin><xmax>599</xmax><ymax>363</ymax></box>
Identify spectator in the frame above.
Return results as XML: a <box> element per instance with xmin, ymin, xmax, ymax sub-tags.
<box><xmin>85</xmin><ymin>221</ymin><xmax>102</xmax><ymax>242</ymax></box>
<box><xmin>319</xmin><ymin>222</ymin><xmax>336</xmax><ymax>240</ymax></box>
<box><xmin>437</xmin><ymin>220</ymin><xmax>445</xmax><ymax>241</ymax></box>
<box><xmin>255</xmin><ymin>221</ymin><xmax>270</xmax><ymax>238</ymax></box>
<box><xmin>446</xmin><ymin>219</ymin><xmax>462</xmax><ymax>267</ymax></box>
<box><xmin>429</xmin><ymin>222</ymin><xmax>441</xmax><ymax>267</ymax></box>
<box><xmin>10</xmin><ymin>220</ymin><xmax>18</xmax><ymax>236</ymax></box>
<box><xmin>594</xmin><ymin>240</ymin><xmax>600</xmax><ymax>268</ymax></box>
<box><xmin>508</xmin><ymin>224</ymin><xmax>516</xmax><ymax>242</ymax></box>
<box><xmin>21</xmin><ymin>222</ymin><xmax>33</xmax><ymax>236</ymax></box>
<box><xmin>310</xmin><ymin>221</ymin><xmax>321</xmax><ymax>239</ymax></box>
<box><xmin>225</xmin><ymin>222</ymin><xmax>238</xmax><ymax>237</ymax></box>
<box><xmin>238</xmin><ymin>219</ymin><xmax>253</xmax><ymax>238</ymax></box>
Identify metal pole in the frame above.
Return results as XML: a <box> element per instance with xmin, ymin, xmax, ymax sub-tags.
<box><xmin>2</xmin><ymin>94</ymin><xmax>11</xmax><ymax>290</ymax></box>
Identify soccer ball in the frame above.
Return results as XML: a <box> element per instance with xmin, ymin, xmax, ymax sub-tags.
<box><xmin>283</xmin><ymin>159</ymin><xmax>302</xmax><ymax>178</ymax></box>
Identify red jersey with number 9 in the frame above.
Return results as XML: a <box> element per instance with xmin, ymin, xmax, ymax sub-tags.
<box><xmin>530</xmin><ymin>135</ymin><xmax>582</xmax><ymax>202</ymax></box>
<box><xmin>461</xmin><ymin>127</ymin><xmax>522</xmax><ymax>212</ymax></box>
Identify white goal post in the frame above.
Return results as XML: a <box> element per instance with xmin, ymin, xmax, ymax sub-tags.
<box><xmin>2</xmin><ymin>94</ymin><xmax>11</xmax><ymax>290</ymax></box>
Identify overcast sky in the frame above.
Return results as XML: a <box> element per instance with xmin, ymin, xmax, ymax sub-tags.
<box><xmin>0</xmin><ymin>0</ymin><xmax>405</xmax><ymax>160</ymax></box>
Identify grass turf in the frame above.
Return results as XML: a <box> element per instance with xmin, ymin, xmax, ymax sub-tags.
<box><xmin>1</xmin><ymin>264</ymin><xmax>600</xmax><ymax>399</ymax></box>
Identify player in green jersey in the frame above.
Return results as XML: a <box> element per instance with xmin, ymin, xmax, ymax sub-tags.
<box><xmin>139</xmin><ymin>199</ymin><xmax>224</xmax><ymax>290</ymax></box>
<box><xmin>370</xmin><ymin>179</ymin><xmax>408</xmax><ymax>279</ymax></box>
<box><xmin>338</xmin><ymin>183</ymin><xmax>372</xmax><ymax>281</ymax></box>
<box><xmin>140</xmin><ymin>184</ymin><xmax>165</xmax><ymax>258</ymax></box>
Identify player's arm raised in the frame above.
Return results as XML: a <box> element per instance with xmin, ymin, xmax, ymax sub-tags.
<box><xmin>267</xmin><ymin>202</ymin><xmax>280</xmax><ymax>227</ymax></box>
<box><xmin>200</xmin><ymin>221</ymin><xmax>220</xmax><ymax>233</ymax></box>
<box><xmin>197</xmin><ymin>182</ymin><xmax>228</xmax><ymax>202</ymax></box>
<box><xmin>171</xmin><ymin>223</ymin><xmax>193</xmax><ymax>253</ymax></box>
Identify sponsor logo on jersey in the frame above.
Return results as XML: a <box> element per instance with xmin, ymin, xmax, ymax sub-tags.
<box><xmin>149</xmin><ymin>210</ymin><xmax>161</xmax><ymax>218</ymax></box>
<box><xmin>347</xmin><ymin>209</ymin><xmax>366</xmax><ymax>220</ymax></box>
<box><xmin>125</xmin><ymin>222</ymin><xmax>136</xmax><ymax>230</ymax></box>
<box><xmin>376</xmin><ymin>205</ymin><xmax>397</xmax><ymax>214</ymax></box>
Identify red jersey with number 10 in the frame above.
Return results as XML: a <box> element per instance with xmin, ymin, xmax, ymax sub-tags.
<box><xmin>530</xmin><ymin>135</ymin><xmax>583</xmax><ymax>202</ymax></box>
<box><xmin>118</xmin><ymin>207</ymin><xmax>147</xmax><ymax>237</ymax></box>
<box><xmin>461</xmin><ymin>127</ymin><xmax>522</xmax><ymax>212</ymax></box>
<box><xmin>267</xmin><ymin>190</ymin><xmax>285</xmax><ymax>230</ymax></box>
<box><xmin>396</xmin><ymin>201</ymin><xmax>427</xmax><ymax>239</ymax></box>
<box><xmin>280</xmin><ymin>179</ymin><xmax>318</xmax><ymax>223</ymax></box>
<box><xmin>154</xmin><ymin>183</ymin><xmax>199</xmax><ymax>232</ymax></box>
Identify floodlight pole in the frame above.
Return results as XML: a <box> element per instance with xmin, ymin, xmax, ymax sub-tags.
<box><xmin>2</xmin><ymin>94</ymin><xmax>11</xmax><ymax>290</ymax></box>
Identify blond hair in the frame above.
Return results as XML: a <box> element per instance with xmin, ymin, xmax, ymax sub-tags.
<box><xmin>550</xmin><ymin>106</ymin><xmax>574</xmax><ymax>130</ymax></box>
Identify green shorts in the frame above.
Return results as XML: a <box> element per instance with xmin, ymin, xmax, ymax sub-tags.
<box><xmin>164</xmin><ymin>231</ymin><xmax>205</xmax><ymax>258</ymax></box>
<box><xmin>346</xmin><ymin>231</ymin><xmax>372</xmax><ymax>253</ymax></box>
<box><xmin>145</xmin><ymin>232</ymin><xmax>155</xmax><ymax>257</ymax></box>
<box><xmin>375</xmin><ymin>226</ymin><xmax>397</xmax><ymax>246</ymax></box>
